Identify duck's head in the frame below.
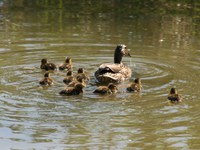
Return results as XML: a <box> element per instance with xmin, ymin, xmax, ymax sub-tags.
<box><xmin>65</xmin><ymin>57</ymin><xmax>72</xmax><ymax>63</ymax></box>
<box><xmin>135</xmin><ymin>78</ymin><xmax>141</xmax><ymax>84</ymax></box>
<box><xmin>66</xmin><ymin>70</ymin><xmax>72</xmax><ymax>76</ymax></box>
<box><xmin>41</xmin><ymin>58</ymin><xmax>47</xmax><ymax>64</ymax></box>
<box><xmin>114</xmin><ymin>44</ymin><xmax>131</xmax><ymax>64</ymax></box>
<box><xmin>108</xmin><ymin>83</ymin><xmax>118</xmax><ymax>93</ymax></box>
<box><xmin>77</xmin><ymin>68</ymin><xmax>84</xmax><ymax>74</ymax></box>
<box><xmin>44</xmin><ymin>72</ymin><xmax>50</xmax><ymax>77</ymax></box>
<box><xmin>74</xmin><ymin>83</ymin><xmax>84</xmax><ymax>92</ymax></box>
<box><xmin>170</xmin><ymin>88</ymin><xmax>178</xmax><ymax>94</ymax></box>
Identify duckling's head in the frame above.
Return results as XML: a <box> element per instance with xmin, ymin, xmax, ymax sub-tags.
<box><xmin>77</xmin><ymin>68</ymin><xmax>84</xmax><ymax>74</ymax></box>
<box><xmin>65</xmin><ymin>57</ymin><xmax>72</xmax><ymax>63</ymax></box>
<box><xmin>108</xmin><ymin>83</ymin><xmax>118</xmax><ymax>93</ymax></box>
<box><xmin>41</xmin><ymin>58</ymin><xmax>47</xmax><ymax>64</ymax></box>
<box><xmin>74</xmin><ymin>83</ymin><xmax>84</xmax><ymax>92</ymax></box>
<box><xmin>66</xmin><ymin>70</ymin><xmax>72</xmax><ymax>76</ymax></box>
<box><xmin>170</xmin><ymin>88</ymin><xmax>177</xmax><ymax>94</ymax></box>
<box><xmin>135</xmin><ymin>78</ymin><xmax>141</xmax><ymax>84</ymax></box>
<box><xmin>44</xmin><ymin>72</ymin><xmax>50</xmax><ymax>77</ymax></box>
<box><xmin>114</xmin><ymin>44</ymin><xmax>131</xmax><ymax>64</ymax></box>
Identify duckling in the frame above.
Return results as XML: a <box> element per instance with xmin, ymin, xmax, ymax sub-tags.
<box><xmin>67</xmin><ymin>77</ymin><xmax>86</xmax><ymax>87</ymax></box>
<box><xmin>59</xmin><ymin>83</ymin><xmax>84</xmax><ymax>96</ymax></box>
<box><xmin>126</xmin><ymin>78</ymin><xmax>142</xmax><ymax>92</ymax></box>
<box><xmin>40</xmin><ymin>58</ymin><xmax>57</xmax><ymax>71</ymax></box>
<box><xmin>93</xmin><ymin>83</ymin><xmax>118</xmax><ymax>94</ymax></box>
<box><xmin>75</xmin><ymin>68</ymin><xmax>89</xmax><ymax>82</ymax></box>
<box><xmin>168</xmin><ymin>88</ymin><xmax>182</xmax><ymax>103</ymax></box>
<box><xmin>59</xmin><ymin>57</ymin><xmax>72</xmax><ymax>70</ymax></box>
<box><xmin>39</xmin><ymin>72</ymin><xmax>54</xmax><ymax>86</ymax></box>
<box><xmin>63</xmin><ymin>70</ymin><xmax>74</xmax><ymax>85</ymax></box>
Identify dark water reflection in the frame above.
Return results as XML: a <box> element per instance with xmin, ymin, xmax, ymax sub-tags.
<box><xmin>0</xmin><ymin>1</ymin><xmax>200</xmax><ymax>149</ymax></box>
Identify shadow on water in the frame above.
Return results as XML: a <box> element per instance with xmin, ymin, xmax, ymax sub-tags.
<box><xmin>0</xmin><ymin>1</ymin><xmax>200</xmax><ymax>149</ymax></box>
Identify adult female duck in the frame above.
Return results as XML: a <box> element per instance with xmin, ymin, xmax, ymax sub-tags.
<box><xmin>95</xmin><ymin>44</ymin><xmax>132</xmax><ymax>83</ymax></box>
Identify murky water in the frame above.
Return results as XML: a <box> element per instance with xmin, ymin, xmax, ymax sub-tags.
<box><xmin>0</xmin><ymin>2</ymin><xmax>200</xmax><ymax>149</ymax></box>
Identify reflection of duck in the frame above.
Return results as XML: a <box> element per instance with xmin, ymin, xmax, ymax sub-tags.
<box><xmin>93</xmin><ymin>83</ymin><xmax>118</xmax><ymax>94</ymax></box>
<box><xmin>59</xmin><ymin>57</ymin><xmax>72</xmax><ymax>70</ymax></box>
<box><xmin>40</xmin><ymin>58</ymin><xmax>57</xmax><ymax>71</ymax></box>
<box><xmin>127</xmin><ymin>78</ymin><xmax>142</xmax><ymax>92</ymax></box>
<box><xmin>63</xmin><ymin>70</ymin><xmax>74</xmax><ymax>85</ymax></box>
<box><xmin>76</xmin><ymin>68</ymin><xmax>89</xmax><ymax>82</ymax></box>
<box><xmin>39</xmin><ymin>72</ymin><xmax>54</xmax><ymax>86</ymax></box>
<box><xmin>95</xmin><ymin>44</ymin><xmax>132</xmax><ymax>83</ymax></box>
<box><xmin>168</xmin><ymin>88</ymin><xmax>182</xmax><ymax>103</ymax></box>
<box><xmin>59</xmin><ymin>83</ymin><xmax>84</xmax><ymax>96</ymax></box>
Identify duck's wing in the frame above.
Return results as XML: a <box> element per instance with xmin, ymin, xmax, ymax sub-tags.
<box><xmin>99</xmin><ymin>63</ymin><xmax>123</xmax><ymax>73</ymax></box>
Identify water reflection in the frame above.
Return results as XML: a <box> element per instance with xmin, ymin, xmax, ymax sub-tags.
<box><xmin>0</xmin><ymin>1</ymin><xmax>200</xmax><ymax>149</ymax></box>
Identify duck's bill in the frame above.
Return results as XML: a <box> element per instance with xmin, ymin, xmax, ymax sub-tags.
<box><xmin>126</xmin><ymin>49</ymin><xmax>131</xmax><ymax>57</ymax></box>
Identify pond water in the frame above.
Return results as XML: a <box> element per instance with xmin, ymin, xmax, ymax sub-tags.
<box><xmin>0</xmin><ymin>2</ymin><xmax>200</xmax><ymax>149</ymax></box>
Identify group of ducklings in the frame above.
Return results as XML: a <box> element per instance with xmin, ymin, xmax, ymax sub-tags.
<box><xmin>39</xmin><ymin>57</ymin><xmax>181</xmax><ymax>103</ymax></box>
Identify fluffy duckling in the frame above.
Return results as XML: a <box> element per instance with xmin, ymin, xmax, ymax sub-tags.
<box><xmin>76</xmin><ymin>68</ymin><xmax>89</xmax><ymax>82</ymax></box>
<box><xmin>59</xmin><ymin>83</ymin><xmax>84</xmax><ymax>96</ymax></box>
<box><xmin>59</xmin><ymin>57</ymin><xmax>72</xmax><ymax>70</ymax></box>
<box><xmin>67</xmin><ymin>77</ymin><xmax>86</xmax><ymax>87</ymax></box>
<box><xmin>126</xmin><ymin>78</ymin><xmax>142</xmax><ymax>92</ymax></box>
<box><xmin>39</xmin><ymin>72</ymin><xmax>54</xmax><ymax>86</ymax></box>
<box><xmin>93</xmin><ymin>83</ymin><xmax>118</xmax><ymax>94</ymax></box>
<box><xmin>168</xmin><ymin>88</ymin><xmax>182</xmax><ymax>103</ymax></box>
<box><xmin>63</xmin><ymin>70</ymin><xmax>74</xmax><ymax>85</ymax></box>
<box><xmin>40</xmin><ymin>58</ymin><xmax>57</xmax><ymax>71</ymax></box>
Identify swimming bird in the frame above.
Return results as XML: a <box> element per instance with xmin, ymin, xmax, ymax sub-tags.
<box><xmin>39</xmin><ymin>72</ymin><xmax>54</xmax><ymax>86</ymax></box>
<box><xmin>59</xmin><ymin>83</ymin><xmax>84</xmax><ymax>96</ymax></box>
<box><xmin>168</xmin><ymin>88</ymin><xmax>182</xmax><ymax>103</ymax></box>
<box><xmin>67</xmin><ymin>77</ymin><xmax>86</xmax><ymax>87</ymax></box>
<box><xmin>95</xmin><ymin>44</ymin><xmax>132</xmax><ymax>83</ymax></box>
<box><xmin>126</xmin><ymin>78</ymin><xmax>142</xmax><ymax>92</ymax></box>
<box><xmin>59</xmin><ymin>57</ymin><xmax>72</xmax><ymax>70</ymax></box>
<box><xmin>76</xmin><ymin>68</ymin><xmax>89</xmax><ymax>82</ymax></box>
<box><xmin>40</xmin><ymin>58</ymin><xmax>57</xmax><ymax>71</ymax></box>
<box><xmin>63</xmin><ymin>70</ymin><xmax>74</xmax><ymax>85</ymax></box>
<box><xmin>93</xmin><ymin>83</ymin><xmax>118</xmax><ymax>94</ymax></box>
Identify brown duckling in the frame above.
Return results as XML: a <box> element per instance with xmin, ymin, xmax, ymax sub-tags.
<box><xmin>59</xmin><ymin>57</ymin><xmax>72</xmax><ymax>70</ymax></box>
<box><xmin>63</xmin><ymin>70</ymin><xmax>74</xmax><ymax>85</ymax></box>
<box><xmin>67</xmin><ymin>77</ymin><xmax>86</xmax><ymax>87</ymax></box>
<box><xmin>126</xmin><ymin>78</ymin><xmax>142</xmax><ymax>92</ymax></box>
<box><xmin>40</xmin><ymin>58</ymin><xmax>57</xmax><ymax>71</ymax></box>
<box><xmin>93</xmin><ymin>83</ymin><xmax>118</xmax><ymax>94</ymax></box>
<box><xmin>59</xmin><ymin>83</ymin><xmax>84</xmax><ymax>96</ymax></box>
<box><xmin>39</xmin><ymin>72</ymin><xmax>54</xmax><ymax>86</ymax></box>
<box><xmin>168</xmin><ymin>88</ymin><xmax>182</xmax><ymax>103</ymax></box>
<box><xmin>75</xmin><ymin>68</ymin><xmax>89</xmax><ymax>82</ymax></box>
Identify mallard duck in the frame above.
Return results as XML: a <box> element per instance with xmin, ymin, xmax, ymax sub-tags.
<box><xmin>59</xmin><ymin>57</ymin><xmax>72</xmax><ymax>70</ymax></box>
<box><xmin>39</xmin><ymin>72</ymin><xmax>54</xmax><ymax>86</ymax></box>
<box><xmin>126</xmin><ymin>78</ymin><xmax>142</xmax><ymax>92</ymax></box>
<box><xmin>76</xmin><ymin>68</ymin><xmax>89</xmax><ymax>82</ymax></box>
<box><xmin>63</xmin><ymin>70</ymin><xmax>74</xmax><ymax>85</ymax></box>
<box><xmin>95</xmin><ymin>44</ymin><xmax>132</xmax><ymax>83</ymax></box>
<box><xmin>59</xmin><ymin>83</ymin><xmax>84</xmax><ymax>96</ymax></box>
<box><xmin>93</xmin><ymin>83</ymin><xmax>118</xmax><ymax>94</ymax></box>
<box><xmin>40</xmin><ymin>58</ymin><xmax>57</xmax><ymax>71</ymax></box>
<box><xmin>168</xmin><ymin>88</ymin><xmax>182</xmax><ymax>103</ymax></box>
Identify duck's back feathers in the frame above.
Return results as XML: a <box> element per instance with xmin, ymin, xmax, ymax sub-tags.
<box><xmin>168</xmin><ymin>94</ymin><xmax>182</xmax><ymax>103</ymax></box>
<box><xmin>95</xmin><ymin>64</ymin><xmax>131</xmax><ymax>83</ymax></box>
<box><xmin>93</xmin><ymin>86</ymin><xmax>112</xmax><ymax>94</ymax></box>
<box><xmin>41</xmin><ymin>63</ymin><xmax>57</xmax><ymax>71</ymax></box>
